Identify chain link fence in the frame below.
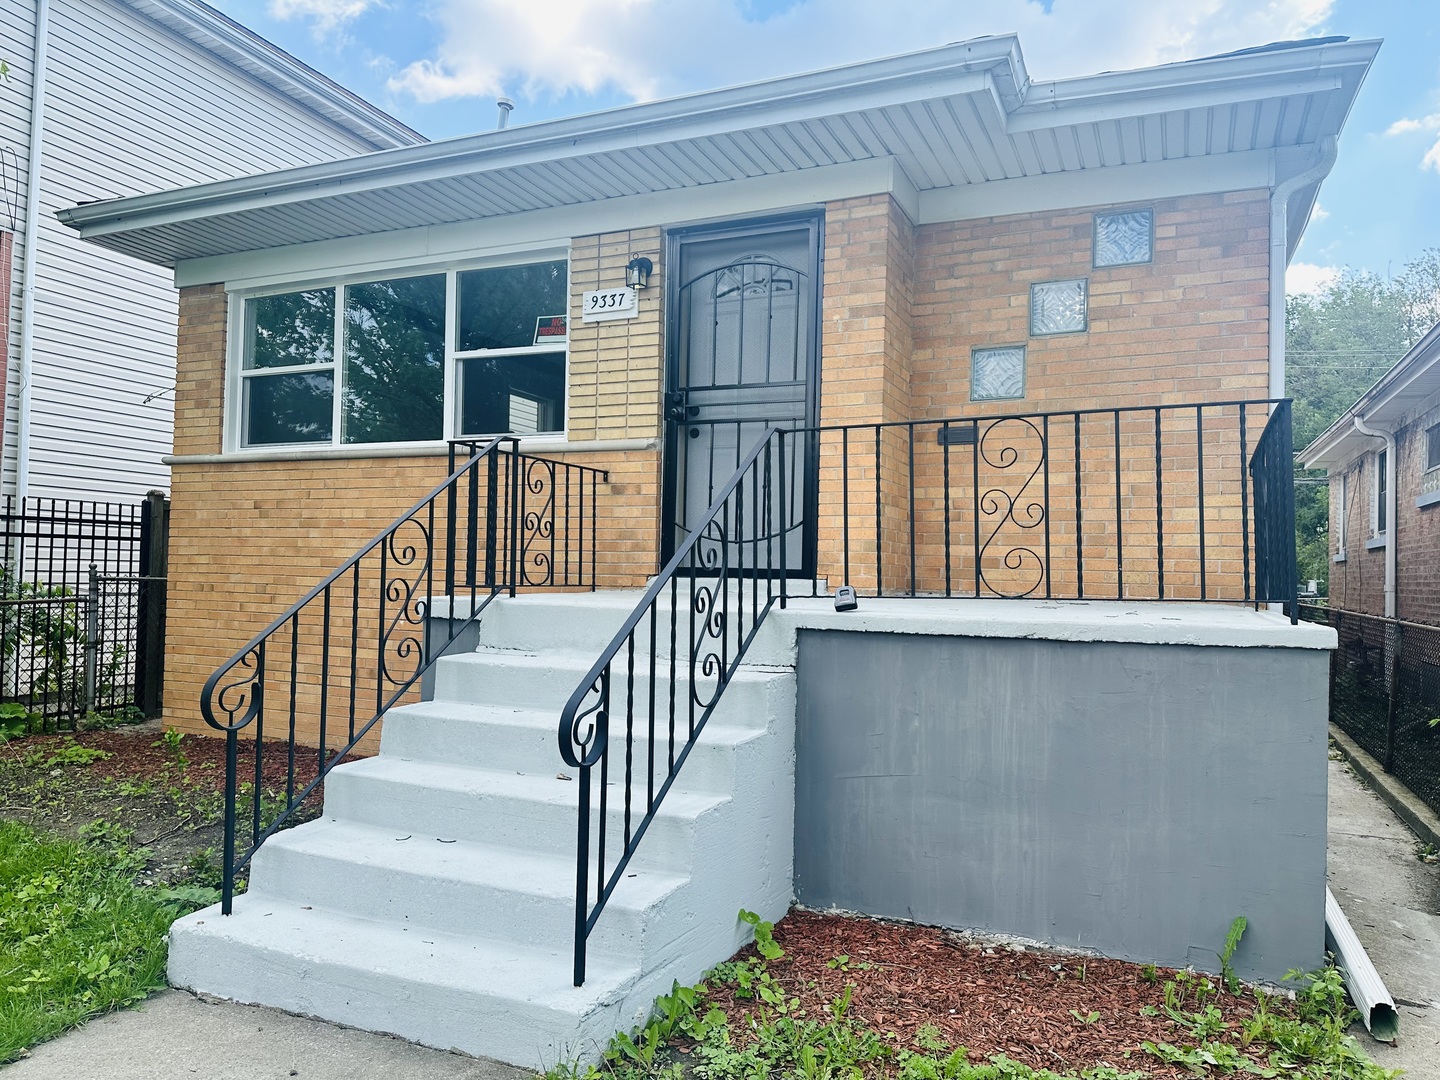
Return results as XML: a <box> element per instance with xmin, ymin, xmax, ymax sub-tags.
<box><xmin>1300</xmin><ymin>603</ymin><xmax>1440</xmax><ymax>818</ymax></box>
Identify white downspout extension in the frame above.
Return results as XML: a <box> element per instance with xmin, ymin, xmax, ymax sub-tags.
<box><xmin>1352</xmin><ymin>414</ymin><xmax>1397</xmax><ymax>619</ymax></box>
<box><xmin>15</xmin><ymin>0</ymin><xmax>52</xmax><ymax>504</ymax></box>
<box><xmin>1268</xmin><ymin>136</ymin><xmax>1338</xmax><ymax>400</ymax></box>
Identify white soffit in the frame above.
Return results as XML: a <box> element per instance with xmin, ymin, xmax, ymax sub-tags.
<box><xmin>59</xmin><ymin>34</ymin><xmax>1379</xmax><ymax>273</ymax></box>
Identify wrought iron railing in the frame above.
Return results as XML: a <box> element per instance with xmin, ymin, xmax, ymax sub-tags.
<box><xmin>559</xmin><ymin>426</ymin><xmax>787</xmax><ymax>986</ymax></box>
<box><xmin>559</xmin><ymin>398</ymin><xmax>1301</xmax><ymax>984</ymax></box>
<box><xmin>201</xmin><ymin>437</ymin><xmax>606</xmax><ymax>911</ymax></box>
<box><xmin>795</xmin><ymin>398</ymin><xmax>1297</xmax><ymax>617</ymax></box>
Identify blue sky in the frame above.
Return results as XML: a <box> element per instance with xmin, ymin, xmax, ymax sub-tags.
<box><xmin>215</xmin><ymin>0</ymin><xmax>1440</xmax><ymax>294</ymax></box>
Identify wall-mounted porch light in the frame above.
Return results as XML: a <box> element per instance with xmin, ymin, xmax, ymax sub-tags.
<box><xmin>626</xmin><ymin>255</ymin><xmax>654</xmax><ymax>289</ymax></box>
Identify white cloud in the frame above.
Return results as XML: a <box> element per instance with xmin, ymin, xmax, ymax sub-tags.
<box><xmin>1383</xmin><ymin>111</ymin><xmax>1440</xmax><ymax>174</ymax></box>
<box><xmin>1286</xmin><ymin>261</ymin><xmax>1339</xmax><ymax>296</ymax></box>
<box><xmin>385</xmin><ymin>0</ymin><xmax>1336</xmax><ymax>108</ymax></box>
<box><xmin>268</xmin><ymin>0</ymin><xmax>375</xmax><ymax>37</ymax></box>
<box><xmin>1311</xmin><ymin>201</ymin><xmax>1329</xmax><ymax>222</ymax></box>
<box><xmin>1424</xmin><ymin>139</ymin><xmax>1440</xmax><ymax>174</ymax></box>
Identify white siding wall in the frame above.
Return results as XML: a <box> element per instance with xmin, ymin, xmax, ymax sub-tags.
<box><xmin>1</xmin><ymin>0</ymin><xmax>40</xmax><ymax>504</ymax></box>
<box><xmin>1</xmin><ymin>0</ymin><xmax>392</xmax><ymax>502</ymax></box>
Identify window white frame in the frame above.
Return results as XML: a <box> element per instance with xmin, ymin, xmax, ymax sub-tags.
<box><xmin>1371</xmin><ymin>449</ymin><xmax>1388</xmax><ymax>538</ymax></box>
<box><xmin>224</xmin><ymin>249</ymin><xmax>571</xmax><ymax>454</ymax></box>
<box><xmin>1426</xmin><ymin>422</ymin><xmax>1440</xmax><ymax>474</ymax></box>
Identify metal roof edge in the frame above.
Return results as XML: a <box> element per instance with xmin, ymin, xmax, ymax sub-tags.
<box><xmin>1299</xmin><ymin>321</ymin><xmax>1440</xmax><ymax>467</ymax></box>
<box><xmin>118</xmin><ymin>0</ymin><xmax>425</xmax><ymax>149</ymax></box>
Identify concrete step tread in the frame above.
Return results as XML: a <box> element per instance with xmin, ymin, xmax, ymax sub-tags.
<box><xmin>383</xmin><ymin>698</ymin><xmax>765</xmax><ymax>745</ymax></box>
<box><xmin>443</xmin><ymin>645</ymin><xmax>792</xmax><ymax>679</ymax></box>
<box><xmin>329</xmin><ymin>755</ymin><xmax>731</xmax><ymax>818</ymax></box>
<box><xmin>175</xmin><ymin>894</ymin><xmax>637</xmax><ymax>1010</ymax></box>
<box><xmin>259</xmin><ymin>817</ymin><xmax>688</xmax><ymax>907</ymax></box>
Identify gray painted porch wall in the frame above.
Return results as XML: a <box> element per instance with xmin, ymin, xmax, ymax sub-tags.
<box><xmin>793</xmin><ymin>631</ymin><xmax>1329</xmax><ymax>983</ymax></box>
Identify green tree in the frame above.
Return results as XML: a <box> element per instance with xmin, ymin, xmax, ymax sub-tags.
<box><xmin>1286</xmin><ymin>249</ymin><xmax>1440</xmax><ymax>591</ymax></box>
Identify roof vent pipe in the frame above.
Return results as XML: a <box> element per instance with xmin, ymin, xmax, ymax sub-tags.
<box><xmin>496</xmin><ymin>98</ymin><xmax>515</xmax><ymax>130</ymax></box>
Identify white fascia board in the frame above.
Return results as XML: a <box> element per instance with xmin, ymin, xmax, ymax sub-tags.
<box><xmin>118</xmin><ymin>0</ymin><xmax>423</xmax><ymax>149</ymax></box>
<box><xmin>62</xmin><ymin>45</ymin><xmax>1012</xmax><ymax>242</ymax></box>
<box><xmin>1015</xmin><ymin>37</ymin><xmax>1378</xmax><ymax>121</ymax></box>
<box><xmin>915</xmin><ymin>148</ymin><xmax>1274</xmax><ymax>225</ymax></box>
<box><xmin>1007</xmin><ymin>74</ymin><xmax>1341</xmax><ymax>134</ymax></box>
<box><xmin>176</xmin><ymin>158</ymin><xmax>913</xmax><ymax>290</ymax></box>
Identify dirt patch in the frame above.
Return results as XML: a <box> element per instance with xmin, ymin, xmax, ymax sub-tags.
<box><xmin>701</xmin><ymin>909</ymin><xmax>1273</xmax><ymax>1078</ymax></box>
<box><xmin>0</xmin><ymin>723</ymin><xmax>324</xmax><ymax>887</ymax></box>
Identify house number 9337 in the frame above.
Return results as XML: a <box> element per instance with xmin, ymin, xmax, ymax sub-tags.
<box><xmin>581</xmin><ymin>287</ymin><xmax>638</xmax><ymax>322</ymax></box>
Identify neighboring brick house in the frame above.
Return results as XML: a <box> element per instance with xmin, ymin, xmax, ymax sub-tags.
<box><xmin>1300</xmin><ymin>322</ymin><xmax>1440</xmax><ymax>624</ymax></box>
<box><xmin>57</xmin><ymin>34</ymin><xmax>1370</xmax><ymax>1068</ymax></box>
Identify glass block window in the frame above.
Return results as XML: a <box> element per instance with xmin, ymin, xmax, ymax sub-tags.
<box><xmin>1030</xmin><ymin>279</ymin><xmax>1088</xmax><ymax>336</ymax></box>
<box><xmin>971</xmin><ymin>346</ymin><xmax>1026</xmax><ymax>401</ymax></box>
<box><xmin>1094</xmin><ymin>208</ymin><xmax>1153</xmax><ymax>267</ymax></box>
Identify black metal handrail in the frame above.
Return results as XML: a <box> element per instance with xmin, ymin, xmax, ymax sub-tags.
<box><xmin>792</xmin><ymin>397</ymin><xmax>1296</xmax><ymax>612</ymax></box>
<box><xmin>201</xmin><ymin>436</ymin><xmax>607</xmax><ymax>911</ymax></box>
<box><xmin>1250</xmin><ymin>399</ymin><xmax>1299</xmax><ymax>621</ymax></box>
<box><xmin>559</xmin><ymin>425</ymin><xmax>788</xmax><ymax>986</ymax></box>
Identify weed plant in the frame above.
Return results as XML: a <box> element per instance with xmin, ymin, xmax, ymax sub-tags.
<box><xmin>0</xmin><ymin>820</ymin><xmax>208</xmax><ymax>1062</ymax></box>
<box><xmin>545</xmin><ymin>912</ymin><xmax>1401</xmax><ymax>1080</ymax></box>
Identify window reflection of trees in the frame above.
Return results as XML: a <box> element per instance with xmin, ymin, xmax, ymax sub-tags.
<box><xmin>342</xmin><ymin>275</ymin><xmax>446</xmax><ymax>444</ymax></box>
<box><xmin>458</xmin><ymin>262</ymin><xmax>567</xmax><ymax>352</ymax></box>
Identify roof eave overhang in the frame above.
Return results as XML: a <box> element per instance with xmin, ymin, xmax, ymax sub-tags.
<box><xmin>1300</xmin><ymin>323</ymin><xmax>1440</xmax><ymax>469</ymax></box>
<box><xmin>58</xmin><ymin>34</ymin><xmax>1381</xmax><ymax>269</ymax></box>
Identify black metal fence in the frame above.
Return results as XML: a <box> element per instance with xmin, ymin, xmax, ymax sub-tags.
<box><xmin>1301</xmin><ymin>604</ymin><xmax>1440</xmax><ymax>817</ymax></box>
<box><xmin>0</xmin><ymin>494</ymin><xmax>168</xmax><ymax>727</ymax></box>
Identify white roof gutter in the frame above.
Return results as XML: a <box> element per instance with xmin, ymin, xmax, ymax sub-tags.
<box><xmin>1268</xmin><ymin>136</ymin><xmax>1337</xmax><ymax>401</ymax></box>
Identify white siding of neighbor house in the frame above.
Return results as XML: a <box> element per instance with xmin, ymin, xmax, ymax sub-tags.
<box><xmin>1</xmin><ymin>0</ymin><xmax>397</xmax><ymax>503</ymax></box>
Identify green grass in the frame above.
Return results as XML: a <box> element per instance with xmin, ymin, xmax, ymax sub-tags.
<box><xmin>0</xmin><ymin>820</ymin><xmax>192</xmax><ymax>1063</ymax></box>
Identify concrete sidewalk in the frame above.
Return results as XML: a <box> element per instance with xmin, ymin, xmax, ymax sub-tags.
<box><xmin>4</xmin><ymin>990</ymin><xmax>535</xmax><ymax>1079</ymax></box>
<box><xmin>1328</xmin><ymin>755</ymin><xmax>1440</xmax><ymax>1077</ymax></box>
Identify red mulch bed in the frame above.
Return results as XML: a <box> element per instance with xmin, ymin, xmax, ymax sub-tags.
<box><xmin>33</xmin><ymin>727</ymin><xmax>326</xmax><ymax>795</ymax></box>
<box><xmin>704</xmin><ymin>908</ymin><xmax>1272</xmax><ymax>1077</ymax></box>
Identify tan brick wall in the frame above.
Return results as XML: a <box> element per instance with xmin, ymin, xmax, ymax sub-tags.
<box><xmin>174</xmin><ymin>283</ymin><xmax>227</xmax><ymax>457</ymax></box>
<box><xmin>814</xmin><ymin>190</ymin><xmax>1272</xmax><ymax>597</ymax></box>
<box><xmin>167</xmin><ymin>188</ymin><xmax>1275</xmax><ymax>741</ymax></box>
<box><xmin>1330</xmin><ymin>404</ymin><xmax>1440</xmax><ymax>624</ymax></box>
<box><xmin>165</xmin><ymin>266</ymin><xmax>664</xmax><ymax>742</ymax></box>
<box><xmin>567</xmin><ymin>228</ymin><xmax>664</xmax><ymax>441</ymax></box>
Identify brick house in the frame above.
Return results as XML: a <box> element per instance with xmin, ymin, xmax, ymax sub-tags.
<box><xmin>1300</xmin><ymin>323</ymin><xmax>1440</xmax><ymax>624</ymax></box>
<box><xmin>61</xmin><ymin>34</ymin><xmax>1368</xmax><ymax>1068</ymax></box>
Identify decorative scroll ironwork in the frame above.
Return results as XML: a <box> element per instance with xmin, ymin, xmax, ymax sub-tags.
<box><xmin>200</xmin><ymin>437</ymin><xmax>608</xmax><ymax>916</ymax></box>
<box><xmin>379</xmin><ymin>518</ymin><xmax>433</xmax><ymax>687</ymax></box>
<box><xmin>976</xmin><ymin>417</ymin><xmax>1048</xmax><ymax>599</ymax></box>
<box><xmin>521</xmin><ymin>457</ymin><xmax>557</xmax><ymax>587</ymax></box>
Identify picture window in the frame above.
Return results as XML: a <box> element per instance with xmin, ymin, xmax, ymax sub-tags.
<box><xmin>236</xmin><ymin>258</ymin><xmax>568</xmax><ymax>449</ymax></box>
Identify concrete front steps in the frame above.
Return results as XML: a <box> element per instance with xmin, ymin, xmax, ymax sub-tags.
<box><xmin>168</xmin><ymin>591</ymin><xmax>795</xmax><ymax>1071</ymax></box>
